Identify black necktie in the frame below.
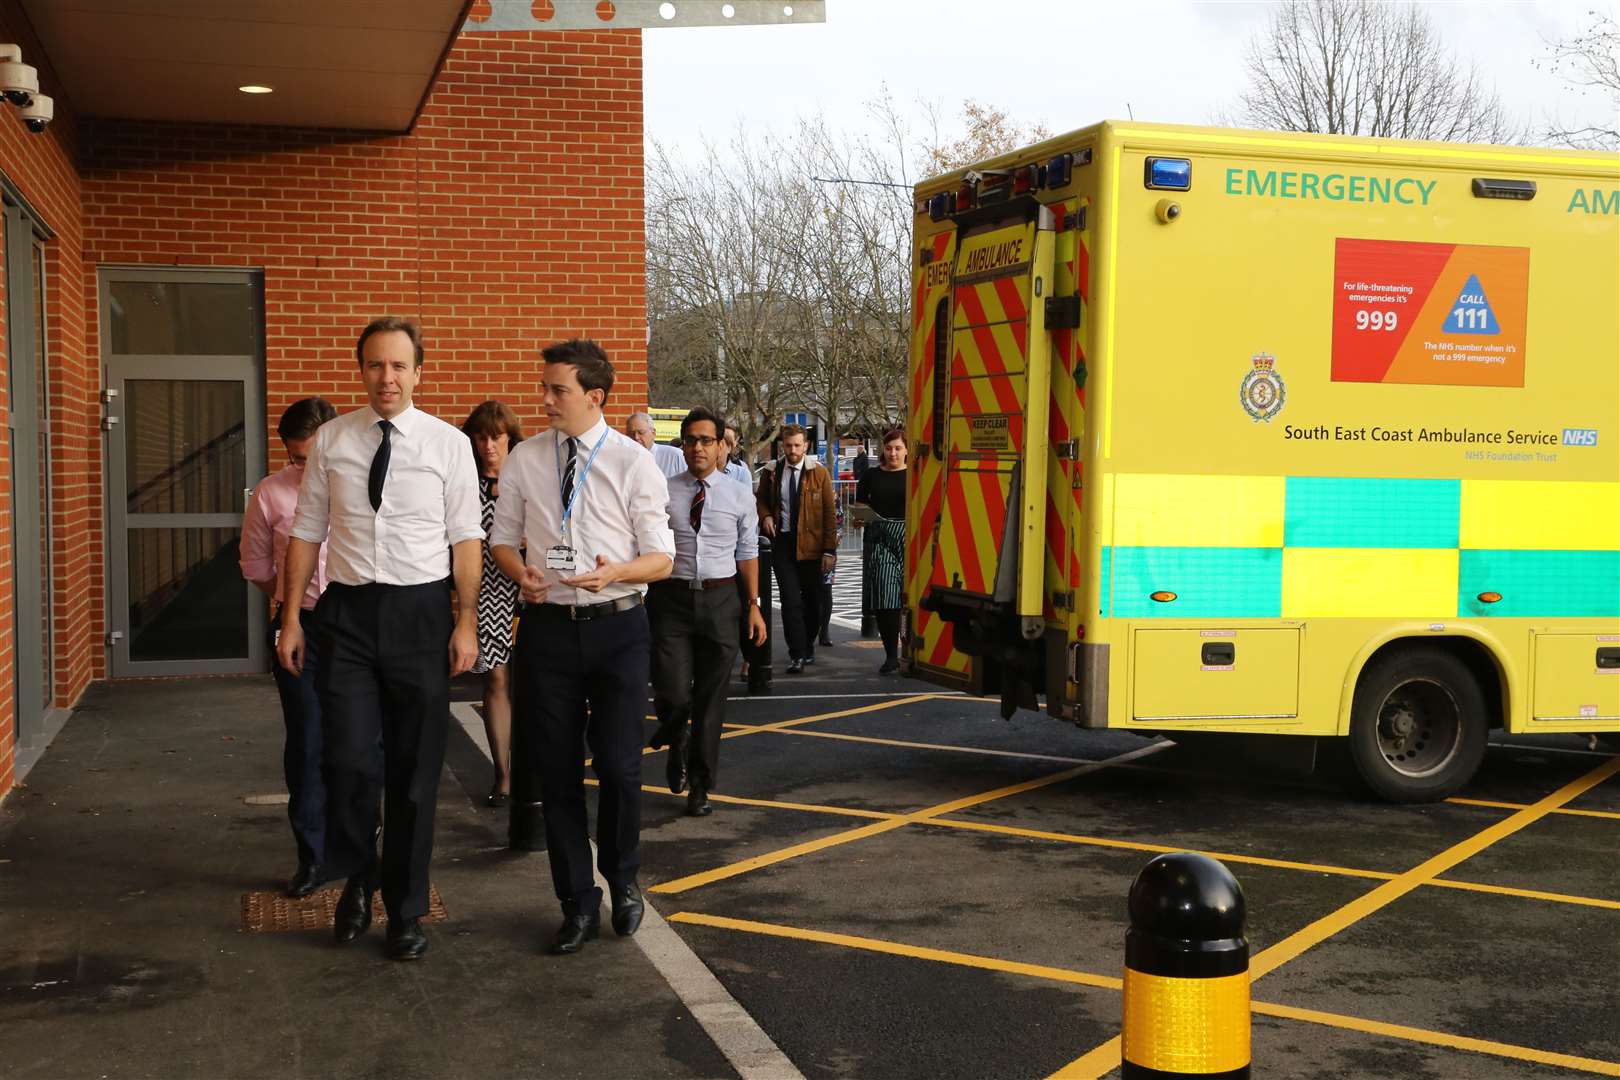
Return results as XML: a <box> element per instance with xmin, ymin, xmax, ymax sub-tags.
<box><xmin>690</xmin><ymin>478</ymin><xmax>706</xmax><ymax>534</ymax></box>
<box><xmin>788</xmin><ymin>464</ymin><xmax>801</xmax><ymax>533</ymax></box>
<box><xmin>368</xmin><ymin>419</ymin><xmax>393</xmax><ymax>512</ymax></box>
<box><xmin>561</xmin><ymin>436</ymin><xmax>578</xmax><ymax>508</ymax></box>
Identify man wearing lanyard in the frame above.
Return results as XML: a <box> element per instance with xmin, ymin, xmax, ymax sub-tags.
<box><xmin>278</xmin><ymin>317</ymin><xmax>483</xmax><ymax>962</ymax></box>
<box><xmin>646</xmin><ymin>408</ymin><xmax>767</xmax><ymax>816</ymax></box>
<box><xmin>489</xmin><ymin>338</ymin><xmax>675</xmax><ymax>955</ymax></box>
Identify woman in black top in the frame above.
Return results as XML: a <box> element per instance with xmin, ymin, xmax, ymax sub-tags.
<box><xmin>854</xmin><ymin>429</ymin><xmax>908</xmax><ymax>673</ymax></box>
<box><xmin>462</xmin><ymin>400</ymin><xmax>526</xmax><ymax>805</ymax></box>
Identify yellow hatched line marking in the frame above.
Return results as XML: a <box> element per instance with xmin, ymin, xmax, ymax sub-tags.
<box><xmin>583</xmin><ymin>779</ymin><xmax>897</xmax><ymax>821</ymax></box>
<box><xmin>720</xmin><ymin>722</ymin><xmax>1094</xmax><ymax>766</ymax></box>
<box><xmin>1052</xmin><ymin>754</ymin><xmax>1620</xmax><ymax>1078</ymax></box>
<box><xmin>1425</xmin><ymin>877</ymin><xmax>1620</xmax><ymax>912</ymax></box>
<box><xmin>670</xmin><ymin>912</ymin><xmax>1620</xmax><ymax>1079</ymax></box>
<box><xmin>649</xmin><ymin>742</ymin><xmax>1171</xmax><ymax>896</ymax></box>
<box><xmin>1449</xmin><ymin>796</ymin><xmax>1620</xmax><ymax>823</ymax></box>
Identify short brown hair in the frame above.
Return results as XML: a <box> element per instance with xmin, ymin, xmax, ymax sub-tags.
<box><xmin>541</xmin><ymin>338</ymin><xmax>614</xmax><ymax>401</ymax></box>
<box><xmin>277</xmin><ymin>397</ymin><xmax>337</xmax><ymax>441</ymax></box>
<box><xmin>356</xmin><ymin>316</ymin><xmax>423</xmax><ymax>368</ymax></box>
<box><xmin>462</xmin><ymin>400</ymin><xmax>526</xmax><ymax>446</ymax></box>
<box><xmin>780</xmin><ymin>423</ymin><xmax>808</xmax><ymax>441</ymax></box>
<box><xmin>882</xmin><ymin>427</ymin><xmax>906</xmax><ymax>446</ymax></box>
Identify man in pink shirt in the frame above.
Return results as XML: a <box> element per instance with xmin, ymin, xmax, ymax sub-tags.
<box><xmin>240</xmin><ymin>397</ymin><xmax>336</xmax><ymax>898</ymax></box>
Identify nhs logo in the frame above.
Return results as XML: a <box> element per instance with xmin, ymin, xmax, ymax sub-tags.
<box><xmin>1561</xmin><ymin>428</ymin><xmax>1599</xmax><ymax>447</ymax></box>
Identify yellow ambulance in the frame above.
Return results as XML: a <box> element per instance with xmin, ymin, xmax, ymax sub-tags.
<box><xmin>904</xmin><ymin>121</ymin><xmax>1619</xmax><ymax>800</ymax></box>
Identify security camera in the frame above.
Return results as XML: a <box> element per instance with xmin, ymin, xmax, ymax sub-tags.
<box><xmin>21</xmin><ymin>93</ymin><xmax>51</xmax><ymax>133</ymax></box>
<box><xmin>0</xmin><ymin>55</ymin><xmax>38</xmax><ymax>108</ymax></box>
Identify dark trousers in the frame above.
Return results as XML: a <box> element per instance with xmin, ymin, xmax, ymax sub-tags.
<box><xmin>650</xmin><ymin>582</ymin><xmax>742</xmax><ymax>790</ymax></box>
<box><xmin>313</xmin><ymin>579</ymin><xmax>453</xmax><ymax>922</ymax></box>
<box><xmin>739</xmin><ymin>539</ymin><xmax>772</xmax><ymax>684</ymax></box>
<box><xmin>771</xmin><ymin>534</ymin><xmax>823</xmax><ymax>661</ymax></box>
<box><xmin>513</xmin><ymin>603</ymin><xmax>650</xmax><ymax>913</ymax></box>
<box><xmin>269</xmin><ymin>611</ymin><xmax>325</xmax><ymax>868</ymax></box>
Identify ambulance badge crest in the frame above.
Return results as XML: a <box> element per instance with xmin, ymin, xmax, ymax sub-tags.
<box><xmin>1240</xmin><ymin>352</ymin><xmax>1286</xmax><ymax>422</ymax></box>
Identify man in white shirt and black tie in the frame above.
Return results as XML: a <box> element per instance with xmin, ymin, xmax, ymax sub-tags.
<box><xmin>277</xmin><ymin>317</ymin><xmax>483</xmax><ymax>962</ymax></box>
<box><xmin>489</xmin><ymin>339</ymin><xmax>675</xmax><ymax>955</ymax></box>
<box><xmin>646</xmin><ymin>408</ymin><xmax>767</xmax><ymax>816</ymax></box>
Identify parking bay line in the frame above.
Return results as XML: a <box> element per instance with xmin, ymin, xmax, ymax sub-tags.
<box><xmin>1052</xmin><ymin>753</ymin><xmax>1620</xmax><ymax>1078</ymax></box>
<box><xmin>650</xmin><ymin>742</ymin><xmax>1171</xmax><ymax>897</ymax></box>
<box><xmin>720</xmin><ymin>722</ymin><xmax>1100</xmax><ymax>766</ymax></box>
<box><xmin>1449</xmin><ymin>796</ymin><xmax>1620</xmax><ymax>823</ymax></box>
<box><xmin>668</xmin><ymin>913</ymin><xmax>1620</xmax><ymax>1079</ymax></box>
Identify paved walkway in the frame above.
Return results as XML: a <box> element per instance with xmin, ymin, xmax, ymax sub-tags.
<box><xmin>0</xmin><ymin>676</ymin><xmax>742</xmax><ymax>1080</ymax></box>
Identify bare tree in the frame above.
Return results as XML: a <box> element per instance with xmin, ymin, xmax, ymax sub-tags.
<box><xmin>923</xmin><ymin>99</ymin><xmax>1051</xmax><ymax>173</ymax></box>
<box><xmin>1538</xmin><ymin>10</ymin><xmax>1619</xmax><ymax>149</ymax></box>
<box><xmin>1235</xmin><ymin>0</ymin><xmax>1521</xmax><ymax>143</ymax></box>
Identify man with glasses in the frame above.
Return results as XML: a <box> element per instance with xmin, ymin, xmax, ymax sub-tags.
<box><xmin>647</xmin><ymin>408</ymin><xmax>767</xmax><ymax>816</ymax></box>
<box><xmin>626</xmin><ymin>410</ymin><xmax>686</xmax><ymax>480</ymax></box>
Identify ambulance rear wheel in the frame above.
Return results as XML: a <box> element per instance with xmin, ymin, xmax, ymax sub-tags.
<box><xmin>1349</xmin><ymin>648</ymin><xmax>1487</xmax><ymax>803</ymax></box>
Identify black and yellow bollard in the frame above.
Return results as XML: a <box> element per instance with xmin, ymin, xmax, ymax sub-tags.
<box><xmin>1121</xmin><ymin>852</ymin><xmax>1250</xmax><ymax>1079</ymax></box>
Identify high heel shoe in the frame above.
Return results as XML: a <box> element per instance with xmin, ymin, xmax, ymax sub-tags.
<box><xmin>486</xmin><ymin>784</ymin><xmax>509</xmax><ymax>808</ymax></box>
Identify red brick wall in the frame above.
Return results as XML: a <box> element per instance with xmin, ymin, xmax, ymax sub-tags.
<box><xmin>0</xmin><ymin>24</ymin><xmax>644</xmax><ymax>800</ymax></box>
<box><xmin>81</xmin><ymin>28</ymin><xmax>648</xmax><ymax>464</ymax></box>
<box><xmin>0</xmin><ymin>0</ymin><xmax>91</xmax><ymax>798</ymax></box>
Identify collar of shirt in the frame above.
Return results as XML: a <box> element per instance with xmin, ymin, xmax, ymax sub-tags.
<box><xmin>559</xmin><ymin>415</ymin><xmax>609</xmax><ymax>457</ymax></box>
<box><xmin>668</xmin><ymin>467</ymin><xmax>758</xmax><ymax>582</ymax></box>
<box><xmin>369</xmin><ymin>404</ymin><xmax>421</xmax><ymax>438</ymax></box>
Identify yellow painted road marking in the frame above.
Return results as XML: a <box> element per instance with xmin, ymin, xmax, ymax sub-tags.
<box><xmin>672</xmin><ymin>912</ymin><xmax>1620</xmax><ymax>1079</ymax></box>
<box><xmin>1424</xmin><ymin>877</ymin><xmax>1620</xmax><ymax>912</ymax></box>
<box><xmin>1052</xmin><ymin>754</ymin><xmax>1620</xmax><ymax>1078</ymax></box>
<box><xmin>667</xmin><ymin>911</ymin><xmax>1123</xmax><ymax>991</ymax></box>
<box><xmin>1449</xmin><ymin>796</ymin><xmax>1620</xmax><ymax>823</ymax></box>
<box><xmin>584</xmin><ymin>778</ymin><xmax>899</xmax><ymax>821</ymax></box>
<box><xmin>650</xmin><ymin>742</ymin><xmax>1171</xmax><ymax>895</ymax></box>
<box><xmin>722</xmin><ymin>722</ymin><xmax>1095</xmax><ymax>766</ymax></box>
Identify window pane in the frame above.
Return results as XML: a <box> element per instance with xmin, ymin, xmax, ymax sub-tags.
<box><xmin>128</xmin><ymin>528</ymin><xmax>248</xmax><ymax>662</ymax></box>
<box><xmin>109</xmin><ymin>280</ymin><xmax>256</xmax><ymax>355</ymax></box>
<box><xmin>126</xmin><ymin>379</ymin><xmax>247</xmax><ymax>514</ymax></box>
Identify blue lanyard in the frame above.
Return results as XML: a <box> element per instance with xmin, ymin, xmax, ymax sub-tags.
<box><xmin>557</xmin><ymin>427</ymin><xmax>609</xmax><ymax>535</ymax></box>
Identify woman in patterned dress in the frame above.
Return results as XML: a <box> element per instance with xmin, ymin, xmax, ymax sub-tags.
<box><xmin>854</xmin><ymin>428</ymin><xmax>909</xmax><ymax>674</ymax></box>
<box><xmin>462</xmin><ymin>401</ymin><xmax>526</xmax><ymax>805</ymax></box>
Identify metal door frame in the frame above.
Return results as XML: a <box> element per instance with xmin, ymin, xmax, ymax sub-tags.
<box><xmin>100</xmin><ymin>266</ymin><xmax>267</xmax><ymax>676</ymax></box>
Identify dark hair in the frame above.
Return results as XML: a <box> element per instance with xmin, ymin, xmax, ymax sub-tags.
<box><xmin>882</xmin><ymin>427</ymin><xmax>907</xmax><ymax>446</ymax></box>
<box><xmin>780</xmin><ymin>423</ymin><xmax>807</xmax><ymax>441</ymax></box>
<box><xmin>356</xmin><ymin>316</ymin><xmax>424</xmax><ymax>368</ymax></box>
<box><xmin>462</xmin><ymin>400</ymin><xmax>526</xmax><ymax>447</ymax></box>
<box><xmin>277</xmin><ymin>397</ymin><xmax>338</xmax><ymax>441</ymax></box>
<box><xmin>680</xmin><ymin>406</ymin><xmax>725</xmax><ymax>440</ymax></box>
<box><xmin>541</xmin><ymin>338</ymin><xmax>614</xmax><ymax>401</ymax></box>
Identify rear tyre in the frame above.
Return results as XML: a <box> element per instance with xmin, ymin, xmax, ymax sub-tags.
<box><xmin>1348</xmin><ymin>647</ymin><xmax>1488</xmax><ymax>803</ymax></box>
<box><xmin>1597</xmin><ymin>733</ymin><xmax>1620</xmax><ymax>753</ymax></box>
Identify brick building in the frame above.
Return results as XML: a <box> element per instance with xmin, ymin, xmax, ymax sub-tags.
<box><xmin>0</xmin><ymin>0</ymin><xmax>678</xmax><ymax>799</ymax></box>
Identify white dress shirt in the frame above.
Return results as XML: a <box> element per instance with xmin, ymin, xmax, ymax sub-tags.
<box><xmin>666</xmin><ymin>468</ymin><xmax>759</xmax><ymax>583</ymax></box>
<box><xmin>490</xmin><ymin>415</ymin><xmax>676</xmax><ymax>605</ymax></box>
<box><xmin>724</xmin><ymin>460</ymin><xmax>751</xmax><ymax>487</ymax></box>
<box><xmin>290</xmin><ymin>405</ymin><xmax>483</xmax><ymax>586</ymax></box>
<box><xmin>651</xmin><ymin>441</ymin><xmax>687</xmax><ymax>479</ymax></box>
<box><xmin>777</xmin><ymin>459</ymin><xmax>810</xmax><ymax>532</ymax></box>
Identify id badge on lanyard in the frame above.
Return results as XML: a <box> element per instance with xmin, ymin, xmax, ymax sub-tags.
<box><xmin>552</xmin><ymin>428</ymin><xmax>609</xmax><ymax>574</ymax></box>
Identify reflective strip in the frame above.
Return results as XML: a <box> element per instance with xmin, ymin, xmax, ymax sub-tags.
<box><xmin>1107</xmin><ymin>546</ymin><xmax>1281</xmax><ymax>619</ymax></box>
<box><xmin>1282</xmin><ymin>548</ymin><xmax>1459</xmax><ymax>618</ymax></box>
<box><xmin>1460</xmin><ymin>480</ymin><xmax>1620</xmax><ymax>551</ymax></box>
<box><xmin>1122</xmin><ymin>968</ymin><xmax>1251</xmax><ymax>1074</ymax></box>
<box><xmin>1285</xmin><ymin>477</ymin><xmax>1460</xmax><ymax>549</ymax></box>
<box><xmin>1114</xmin><ymin>474</ymin><xmax>1285</xmax><ymax>549</ymax></box>
<box><xmin>1458</xmin><ymin>550</ymin><xmax>1620</xmax><ymax>617</ymax></box>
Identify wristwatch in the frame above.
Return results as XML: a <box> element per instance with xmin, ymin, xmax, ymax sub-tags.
<box><xmin>749</xmin><ymin>596</ymin><xmax>761</xmax><ymax>606</ymax></box>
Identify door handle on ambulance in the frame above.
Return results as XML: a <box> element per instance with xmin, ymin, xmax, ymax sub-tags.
<box><xmin>1201</xmin><ymin>642</ymin><xmax>1235</xmax><ymax>666</ymax></box>
<box><xmin>1598</xmin><ymin>648</ymin><xmax>1620</xmax><ymax>670</ymax></box>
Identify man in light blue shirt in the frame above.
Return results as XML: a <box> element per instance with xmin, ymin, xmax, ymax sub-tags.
<box><xmin>722</xmin><ymin>422</ymin><xmax>752</xmax><ymax>487</ymax></box>
<box><xmin>646</xmin><ymin>407</ymin><xmax>768</xmax><ymax>816</ymax></box>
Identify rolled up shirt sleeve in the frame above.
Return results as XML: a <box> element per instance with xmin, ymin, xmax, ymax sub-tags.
<box><xmin>734</xmin><ymin>492</ymin><xmax>759</xmax><ymax>563</ymax></box>
<box><xmin>289</xmin><ymin>429</ymin><xmax>331</xmax><ymax>545</ymax></box>
<box><xmin>489</xmin><ymin>451</ymin><xmax>527</xmax><ymax>552</ymax></box>
<box><xmin>239</xmin><ymin>488</ymin><xmax>275</xmax><ymax>581</ymax></box>
<box><xmin>443</xmin><ymin>435</ymin><xmax>485</xmax><ymax>546</ymax></box>
<box><xmin>628</xmin><ymin>452</ymin><xmax>677</xmax><ymax>563</ymax></box>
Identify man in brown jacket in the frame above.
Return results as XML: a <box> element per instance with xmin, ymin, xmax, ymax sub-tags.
<box><xmin>755</xmin><ymin>424</ymin><xmax>837</xmax><ymax>674</ymax></box>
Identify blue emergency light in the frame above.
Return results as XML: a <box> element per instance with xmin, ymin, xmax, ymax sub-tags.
<box><xmin>1046</xmin><ymin>153</ymin><xmax>1073</xmax><ymax>189</ymax></box>
<box><xmin>1145</xmin><ymin>157</ymin><xmax>1191</xmax><ymax>191</ymax></box>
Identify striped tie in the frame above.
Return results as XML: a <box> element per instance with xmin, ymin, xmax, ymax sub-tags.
<box><xmin>561</xmin><ymin>436</ymin><xmax>578</xmax><ymax>507</ymax></box>
<box><xmin>690</xmin><ymin>478</ymin><xmax>706</xmax><ymax>533</ymax></box>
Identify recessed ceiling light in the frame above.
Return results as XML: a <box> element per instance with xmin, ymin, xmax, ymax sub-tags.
<box><xmin>238</xmin><ymin>84</ymin><xmax>274</xmax><ymax>94</ymax></box>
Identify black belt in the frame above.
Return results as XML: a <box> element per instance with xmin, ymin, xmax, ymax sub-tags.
<box><xmin>658</xmin><ymin>576</ymin><xmax>736</xmax><ymax>591</ymax></box>
<box><xmin>530</xmin><ymin>593</ymin><xmax>644</xmax><ymax>622</ymax></box>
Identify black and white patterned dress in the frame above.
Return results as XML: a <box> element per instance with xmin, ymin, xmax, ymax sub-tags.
<box><xmin>473</xmin><ymin>473</ymin><xmax>520</xmax><ymax>674</ymax></box>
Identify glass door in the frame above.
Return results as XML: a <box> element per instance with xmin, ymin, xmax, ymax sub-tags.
<box><xmin>101</xmin><ymin>270</ymin><xmax>267</xmax><ymax>676</ymax></box>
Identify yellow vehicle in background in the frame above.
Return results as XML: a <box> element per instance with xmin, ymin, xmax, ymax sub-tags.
<box><xmin>649</xmin><ymin>406</ymin><xmax>688</xmax><ymax>444</ymax></box>
<box><xmin>905</xmin><ymin>121</ymin><xmax>1620</xmax><ymax>800</ymax></box>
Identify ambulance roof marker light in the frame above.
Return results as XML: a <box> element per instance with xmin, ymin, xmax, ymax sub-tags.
<box><xmin>1012</xmin><ymin>165</ymin><xmax>1036</xmax><ymax>196</ymax></box>
<box><xmin>1145</xmin><ymin>157</ymin><xmax>1192</xmax><ymax>191</ymax></box>
<box><xmin>1472</xmin><ymin>178</ymin><xmax>1536</xmax><ymax>200</ymax></box>
<box><xmin>1046</xmin><ymin>152</ymin><xmax>1073</xmax><ymax>189</ymax></box>
<box><xmin>927</xmin><ymin>193</ymin><xmax>951</xmax><ymax>221</ymax></box>
<box><xmin>956</xmin><ymin>179</ymin><xmax>976</xmax><ymax>212</ymax></box>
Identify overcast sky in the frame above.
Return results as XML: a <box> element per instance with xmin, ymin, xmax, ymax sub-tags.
<box><xmin>643</xmin><ymin>1</ymin><xmax>1616</xmax><ymax>159</ymax></box>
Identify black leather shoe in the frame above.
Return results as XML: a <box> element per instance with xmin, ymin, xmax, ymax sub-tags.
<box><xmin>686</xmin><ymin>786</ymin><xmax>712</xmax><ymax>817</ymax></box>
<box><xmin>818</xmin><ymin>634</ymin><xmax>834</xmax><ymax>647</ymax></box>
<box><xmin>549</xmin><ymin>912</ymin><xmax>600</xmax><ymax>955</ymax></box>
<box><xmin>333</xmin><ymin>877</ymin><xmax>374</xmax><ymax>944</ymax></box>
<box><xmin>803</xmin><ymin>654</ymin><xmax>816</xmax><ymax>665</ymax></box>
<box><xmin>878</xmin><ymin>658</ymin><xmax>900</xmax><ymax>675</ymax></box>
<box><xmin>610</xmin><ymin>881</ymin><xmax>644</xmax><ymax>937</ymax></box>
<box><xmin>485</xmin><ymin>784</ymin><xmax>509</xmax><ymax>808</ymax></box>
<box><xmin>386</xmin><ymin>917</ymin><xmax>428</xmax><ymax>961</ymax></box>
<box><xmin>285</xmin><ymin>862</ymin><xmax>323</xmax><ymax>899</ymax></box>
<box><xmin>786</xmin><ymin>659</ymin><xmax>805</xmax><ymax>675</ymax></box>
<box><xmin>666</xmin><ymin>726</ymin><xmax>689</xmax><ymax>795</ymax></box>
